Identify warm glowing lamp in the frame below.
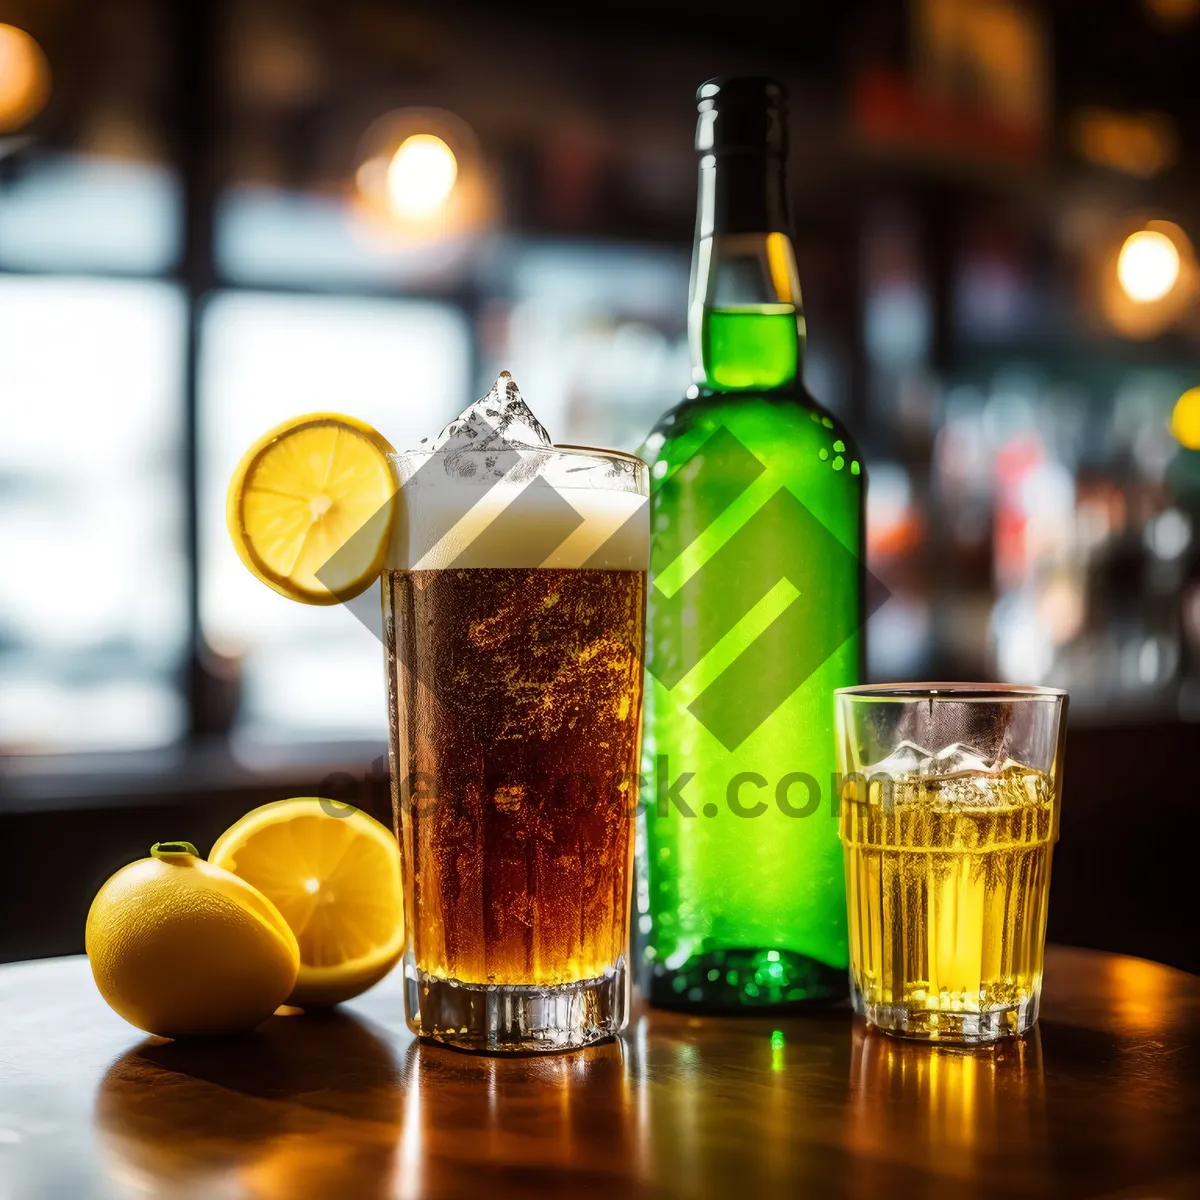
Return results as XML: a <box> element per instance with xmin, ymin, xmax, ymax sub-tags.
<box><xmin>0</xmin><ymin>23</ymin><xmax>51</xmax><ymax>133</ymax></box>
<box><xmin>1171</xmin><ymin>387</ymin><xmax>1200</xmax><ymax>450</ymax></box>
<box><xmin>385</xmin><ymin>133</ymin><xmax>458</xmax><ymax>219</ymax></box>
<box><xmin>352</xmin><ymin>108</ymin><xmax>490</xmax><ymax>245</ymax></box>
<box><xmin>1146</xmin><ymin>0</ymin><xmax>1200</xmax><ymax>28</ymax></box>
<box><xmin>1117</xmin><ymin>229</ymin><xmax>1181</xmax><ymax>303</ymax></box>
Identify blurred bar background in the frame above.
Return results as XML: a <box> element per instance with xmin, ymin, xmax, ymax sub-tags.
<box><xmin>1</xmin><ymin>0</ymin><xmax>1197</xmax><ymax>971</ymax></box>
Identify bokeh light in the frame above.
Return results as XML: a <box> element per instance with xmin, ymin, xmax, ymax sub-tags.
<box><xmin>1070</xmin><ymin>108</ymin><xmax>1178</xmax><ymax>178</ymax></box>
<box><xmin>1100</xmin><ymin>220</ymin><xmax>1196</xmax><ymax>338</ymax></box>
<box><xmin>1117</xmin><ymin>229</ymin><xmax>1180</xmax><ymax>303</ymax></box>
<box><xmin>0</xmin><ymin>23</ymin><xmax>51</xmax><ymax>133</ymax></box>
<box><xmin>385</xmin><ymin>134</ymin><xmax>458</xmax><ymax>219</ymax></box>
<box><xmin>1145</xmin><ymin>0</ymin><xmax>1200</xmax><ymax>29</ymax></box>
<box><xmin>352</xmin><ymin>108</ymin><xmax>490</xmax><ymax>244</ymax></box>
<box><xmin>1171</xmin><ymin>386</ymin><xmax>1200</xmax><ymax>450</ymax></box>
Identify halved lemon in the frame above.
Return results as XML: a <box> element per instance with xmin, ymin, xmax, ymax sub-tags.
<box><xmin>210</xmin><ymin>799</ymin><xmax>405</xmax><ymax>1007</ymax></box>
<box><xmin>227</xmin><ymin>413</ymin><xmax>398</xmax><ymax>605</ymax></box>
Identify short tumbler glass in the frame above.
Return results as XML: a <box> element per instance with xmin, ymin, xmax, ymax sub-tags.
<box><xmin>835</xmin><ymin>684</ymin><xmax>1067</xmax><ymax>1043</ymax></box>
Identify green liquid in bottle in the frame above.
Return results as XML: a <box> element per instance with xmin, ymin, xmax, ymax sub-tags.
<box><xmin>640</xmin><ymin>391</ymin><xmax>861</xmax><ymax>1009</ymax></box>
<box><xmin>701</xmin><ymin>305</ymin><xmax>802</xmax><ymax>391</ymax></box>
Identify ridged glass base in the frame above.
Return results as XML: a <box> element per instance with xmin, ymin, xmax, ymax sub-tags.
<box><xmin>642</xmin><ymin>947</ymin><xmax>848</xmax><ymax>1012</ymax></box>
<box><xmin>852</xmin><ymin>977</ymin><xmax>1040</xmax><ymax>1043</ymax></box>
<box><xmin>404</xmin><ymin>956</ymin><xmax>628</xmax><ymax>1053</ymax></box>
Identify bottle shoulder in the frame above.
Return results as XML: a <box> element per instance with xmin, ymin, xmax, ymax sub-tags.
<box><xmin>644</xmin><ymin>385</ymin><xmax>864</xmax><ymax>479</ymax></box>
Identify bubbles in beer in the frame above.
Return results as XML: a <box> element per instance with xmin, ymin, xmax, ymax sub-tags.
<box><xmin>841</xmin><ymin>756</ymin><xmax>1055</xmax><ymax>1040</ymax></box>
<box><xmin>387</xmin><ymin>566</ymin><xmax>644</xmax><ymax>987</ymax></box>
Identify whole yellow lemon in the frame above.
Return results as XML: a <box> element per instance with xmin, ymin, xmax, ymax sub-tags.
<box><xmin>86</xmin><ymin>842</ymin><xmax>300</xmax><ymax>1037</ymax></box>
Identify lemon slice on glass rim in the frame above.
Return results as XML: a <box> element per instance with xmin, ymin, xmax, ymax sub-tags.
<box><xmin>209</xmin><ymin>798</ymin><xmax>405</xmax><ymax>1007</ymax></box>
<box><xmin>227</xmin><ymin>413</ymin><xmax>398</xmax><ymax>604</ymax></box>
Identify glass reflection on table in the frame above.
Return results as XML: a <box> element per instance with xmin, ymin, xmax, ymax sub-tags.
<box><xmin>847</xmin><ymin>1025</ymin><xmax>1046</xmax><ymax>1187</ymax></box>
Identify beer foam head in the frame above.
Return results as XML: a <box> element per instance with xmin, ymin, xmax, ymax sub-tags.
<box><xmin>391</xmin><ymin>373</ymin><xmax>648</xmax><ymax>571</ymax></box>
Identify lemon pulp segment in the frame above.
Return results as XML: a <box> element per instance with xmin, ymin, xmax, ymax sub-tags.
<box><xmin>228</xmin><ymin>414</ymin><xmax>397</xmax><ymax>604</ymax></box>
<box><xmin>210</xmin><ymin>799</ymin><xmax>404</xmax><ymax>1006</ymax></box>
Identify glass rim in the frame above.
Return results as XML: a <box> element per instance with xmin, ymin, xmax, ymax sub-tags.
<box><xmin>389</xmin><ymin>443</ymin><xmax>647</xmax><ymax>466</ymax></box>
<box><xmin>835</xmin><ymin>682</ymin><xmax>1067</xmax><ymax>702</ymax></box>
<box><xmin>554</xmin><ymin>443</ymin><xmax>648</xmax><ymax>465</ymax></box>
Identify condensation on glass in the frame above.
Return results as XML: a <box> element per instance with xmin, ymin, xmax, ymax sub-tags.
<box><xmin>385</xmin><ymin>439</ymin><xmax>648</xmax><ymax>1051</ymax></box>
<box><xmin>836</xmin><ymin>683</ymin><xmax>1068</xmax><ymax>1043</ymax></box>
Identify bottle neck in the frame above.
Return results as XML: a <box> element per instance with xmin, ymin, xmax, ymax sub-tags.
<box><xmin>688</xmin><ymin>150</ymin><xmax>805</xmax><ymax>393</ymax></box>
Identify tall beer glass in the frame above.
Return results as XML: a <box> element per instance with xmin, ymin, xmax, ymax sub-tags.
<box><xmin>836</xmin><ymin>684</ymin><xmax>1067</xmax><ymax>1043</ymax></box>
<box><xmin>384</xmin><ymin>444</ymin><xmax>648</xmax><ymax>1052</ymax></box>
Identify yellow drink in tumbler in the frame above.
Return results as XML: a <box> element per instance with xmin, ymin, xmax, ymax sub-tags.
<box><xmin>840</xmin><ymin>761</ymin><xmax>1055</xmax><ymax>1041</ymax></box>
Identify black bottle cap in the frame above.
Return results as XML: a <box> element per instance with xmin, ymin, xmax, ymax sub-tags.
<box><xmin>695</xmin><ymin>77</ymin><xmax>787</xmax><ymax>156</ymax></box>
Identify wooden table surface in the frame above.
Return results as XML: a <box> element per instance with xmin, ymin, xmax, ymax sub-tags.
<box><xmin>0</xmin><ymin>947</ymin><xmax>1195</xmax><ymax>1199</ymax></box>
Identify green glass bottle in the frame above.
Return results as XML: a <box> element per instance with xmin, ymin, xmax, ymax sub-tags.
<box><xmin>637</xmin><ymin>77</ymin><xmax>863</xmax><ymax>1010</ymax></box>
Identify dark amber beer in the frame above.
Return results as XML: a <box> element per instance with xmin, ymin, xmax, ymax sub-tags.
<box><xmin>384</xmin><ymin>424</ymin><xmax>648</xmax><ymax>1052</ymax></box>
<box><xmin>386</xmin><ymin>566</ymin><xmax>644</xmax><ymax>985</ymax></box>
